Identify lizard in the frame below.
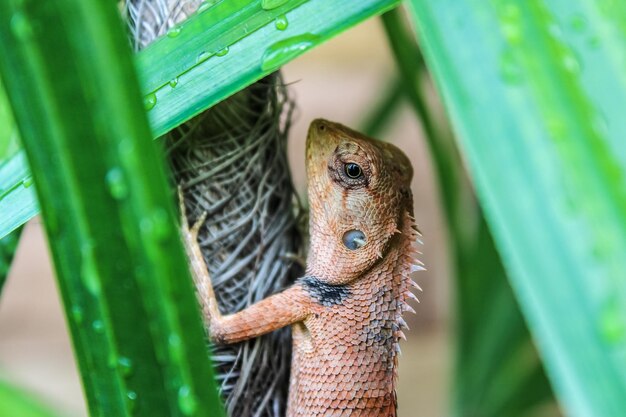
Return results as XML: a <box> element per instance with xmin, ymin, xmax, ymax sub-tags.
<box><xmin>180</xmin><ymin>119</ymin><xmax>423</xmax><ymax>417</ymax></box>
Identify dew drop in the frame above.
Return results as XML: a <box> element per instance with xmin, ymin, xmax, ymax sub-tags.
<box><xmin>107</xmin><ymin>351</ymin><xmax>117</xmax><ymax>370</ymax></box>
<box><xmin>562</xmin><ymin>51</ymin><xmax>581</xmax><ymax>74</ymax></box>
<box><xmin>275</xmin><ymin>15</ymin><xmax>288</xmax><ymax>31</ymax></box>
<box><xmin>140</xmin><ymin>208</ymin><xmax>171</xmax><ymax>242</ymax></box>
<box><xmin>71</xmin><ymin>305</ymin><xmax>84</xmax><ymax>324</ymax></box>
<box><xmin>118</xmin><ymin>356</ymin><xmax>134</xmax><ymax>377</ymax></box>
<box><xmin>11</xmin><ymin>12</ymin><xmax>33</xmax><ymax>40</ymax></box>
<box><xmin>126</xmin><ymin>390</ymin><xmax>138</xmax><ymax>413</ymax></box>
<box><xmin>92</xmin><ymin>320</ymin><xmax>105</xmax><ymax>333</ymax></box>
<box><xmin>261</xmin><ymin>0</ymin><xmax>289</xmax><ymax>10</ymax></box>
<box><xmin>167</xmin><ymin>26</ymin><xmax>182</xmax><ymax>38</ymax></box>
<box><xmin>216</xmin><ymin>46</ymin><xmax>229</xmax><ymax>57</ymax></box>
<box><xmin>197</xmin><ymin>0</ymin><xmax>217</xmax><ymax>13</ymax></box>
<box><xmin>168</xmin><ymin>332</ymin><xmax>183</xmax><ymax>356</ymax></box>
<box><xmin>22</xmin><ymin>176</ymin><xmax>34</xmax><ymax>188</ymax></box>
<box><xmin>81</xmin><ymin>243</ymin><xmax>101</xmax><ymax>295</ymax></box>
<box><xmin>196</xmin><ymin>51</ymin><xmax>211</xmax><ymax>64</ymax></box>
<box><xmin>144</xmin><ymin>93</ymin><xmax>157</xmax><ymax>111</ymax></box>
<box><xmin>177</xmin><ymin>385</ymin><xmax>198</xmax><ymax>416</ymax></box>
<box><xmin>105</xmin><ymin>167</ymin><xmax>129</xmax><ymax>200</ymax></box>
<box><xmin>261</xmin><ymin>34</ymin><xmax>319</xmax><ymax>72</ymax></box>
<box><xmin>168</xmin><ymin>77</ymin><xmax>179</xmax><ymax>88</ymax></box>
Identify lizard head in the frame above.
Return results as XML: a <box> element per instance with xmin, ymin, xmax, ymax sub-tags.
<box><xmin>305</xmin><ymin>119</ymin><xmax>414</xmax><ymax>285</ymax></box>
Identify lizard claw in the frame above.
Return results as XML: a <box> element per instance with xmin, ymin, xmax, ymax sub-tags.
<box><xmin>178</xmin><ymin>185</ymin><xmax>207</xmax><ymax>240</ymax></box>
<box><xmin>191</xmin><ymin>211</ymin><xmax>208</xmax><ymax>238</ymax></box>
<box><xmin>178</xmin><ymin>185</ymin><xmax>189</xmax><ymax>231</ymax></box>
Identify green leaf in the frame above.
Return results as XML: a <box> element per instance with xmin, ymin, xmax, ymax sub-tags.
<box><xmin>0</xmin><ymin>379</ymin><xmax>61</xmax><ymax>417</ymax></box>
<box><xmin>0</xmin><ymin>152</ymin><xmax>37</xmax><ymax>239</ymax></box>
<box><xmin>407</xmin><ymin>0</ymin><xmax>626</xmax><ymax>416</ymax></box>
<box><xmin>0</xmin><ymin>79</ymin><xmax>20</xmax><ymax>158</ymax></box>
<box><xmin>0</xmin><ymin>79</ymin><xmax>25</xmax><ymax>294</ymax></box>
<box><xmin>0</xmin><ymin>0</ymin><xmax>223</xmax><ymax>416</ymax></box>
<box><xmin>380</xmin><ymin>9</ymin><xmax>554</xmax><ymax>416</ymax></box>
<box><xmin>0</xmin><ymin>0</ymin><xmax>400</xmax><ymax>241</ymax></box>
<box><xmin>0</xmin><ymin>227</ymin><xmax>22</xmax><ymax>295</ymax></box>
<box><xmin>138</xmin><ymin>0</ymin><xmax>400</xmax><ymax>137</ymax></box>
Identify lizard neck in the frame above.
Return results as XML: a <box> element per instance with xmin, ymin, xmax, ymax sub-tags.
<box><xmin>345</xmin><ymin>209</ymin><xmax>422</xmax><ymax>404</ymax></box>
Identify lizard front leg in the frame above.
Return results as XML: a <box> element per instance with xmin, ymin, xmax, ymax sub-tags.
<box><xmin>179</xmin><ymin>188</ymin><xmax>312</xmax><ymax>344</ymax></box>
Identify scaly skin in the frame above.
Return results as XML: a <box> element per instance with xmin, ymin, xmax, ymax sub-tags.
<box><xmin>181</xmin><ymin>119</ymin><xmax>422</xmax><ymax>417</ymax></box>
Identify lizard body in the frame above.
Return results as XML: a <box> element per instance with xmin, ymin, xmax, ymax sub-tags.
<box><xmin>182</xmin><ymin>119</ymin><xmax>421</xmax><ymax>416</ymax></box>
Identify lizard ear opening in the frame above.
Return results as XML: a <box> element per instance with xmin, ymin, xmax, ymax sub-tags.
<box><xmin>342</xmin><ymin>229</ymin><xmax>366</xmax><ymax>250</ymax></box>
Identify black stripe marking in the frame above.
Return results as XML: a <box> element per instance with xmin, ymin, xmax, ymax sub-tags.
<box><xmin>299</xmin><ymin>276</ymin><xmax>351</xmax><ymax>307</ymax></box>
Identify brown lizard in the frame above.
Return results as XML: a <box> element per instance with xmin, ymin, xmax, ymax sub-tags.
<box><xmin>181</xmin><ymin>119</ymin><xmax>422</xmax><ymax>417</ymax></box>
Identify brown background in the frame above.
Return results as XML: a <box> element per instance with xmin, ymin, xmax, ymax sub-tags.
<box><xmin>0</xmin><ymin>18</ymin><xmax>452</xmax><ymax>417</ymax></box>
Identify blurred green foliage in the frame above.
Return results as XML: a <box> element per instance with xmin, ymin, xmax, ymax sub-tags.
<box><xmin>408</xmin><ymin>0</ymin><xmax>626</xmax><ymax>416</ymax></box>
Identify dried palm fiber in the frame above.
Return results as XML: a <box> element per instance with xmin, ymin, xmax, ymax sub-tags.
<box><xmin>123</xmin><ymin>1</ymin><xmax>305</xmax><ymax>417</ymax></box>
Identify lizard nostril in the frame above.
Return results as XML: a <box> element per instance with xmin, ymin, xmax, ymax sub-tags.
<box><xmin>342</xmin><ymin>229</ymin><xmax>366</xmax><ymax>250</ymax></box>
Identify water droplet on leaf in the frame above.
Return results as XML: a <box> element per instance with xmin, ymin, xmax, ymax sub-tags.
<box><xmin>167</xmin><ymin>26</ymin><xmax>182</xmax><ymax>38</ymax></box>
<box><xmin>261</xmin><ymin>0</ymin><xmax>289</xmax><ymax>10</ymax></box>
<box><xmin>140</xmin><ymin>208</ymin><xmax>171</xmax><ymax>242</ymax></box>
<box><xmin>71</xmin><ymin>305</ymin><xmax>84</xmax><ymax>324</ymax></box>
<box><xmin>178</xmin><ymin>385</ymin><xmax>198</xmax><ymax>415</ymax></box>
<box><xmin>196</xmin><ymin>51</ymin><xmax>211</xmax><ymax>63</ymax></box>
<box><xmin>169</xmin><ymin>77</ymin><xmax>179</xmax><ymax>88</ymax></box>
<box><xmin>105</xmin><ymin>167</ymin><xmax>128</xmax><ymax>200</ymax></box>
<box><xmin>275</xmin><ymin>15</ymin><xmax>288</xmax><ymax>31</ymax></box>
<box><xmin>261</xmin><ymin>34</ymin><xmax>319</xmax><ymax>72</ymax></box>
<box><xmin>126</xmin><ymin>390</ymin><xmax>138</xmax><ymax>413</ymax></box>
<box><xmin>11</xmin><ymin>12</ymin><xmax>33</xmax><ymax>40</ymax></box>
<box><xmin>198</xmin><ymin>0</ymin><xmax>217</xmax><ymax>13</ymax></box>
<box><xmin>118</xmin><ymin>356</ymin><xmax>134</xmax><ymax>377</ymax></box>
<box><xmin>92</xmin><ymin>320</ymin><xmax>105</xmax><ymax>333</ymax></box>
<box><xmin>216</xmin><ymin>46</ymin><xmax>229</xmax><ymax>56</ymax></box>
<box><xmin>562</xmin><ymin>51</ymin><xmax>581</xmax><ymax>74</ymax></box>
<box><xmin>81</xmin><ymin>243</ymin><xmax>101</xmax><ymax>295</ymax></box>
<box><xmin>144</xmin><ymin>93</ymin><xmax>157</xmax><ymax>111</ymax></box>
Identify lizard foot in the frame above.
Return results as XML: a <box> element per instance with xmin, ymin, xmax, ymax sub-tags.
<box><xmin>177</xmin><ymin>185</ymin><xmax>220</xmax><ymax>328</ymax></box>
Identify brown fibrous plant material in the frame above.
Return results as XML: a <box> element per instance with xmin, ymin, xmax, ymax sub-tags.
<box><xmin>123</xmin><ymin>2</ymin><xmax>304</xmax><ymax>416</ymax></box>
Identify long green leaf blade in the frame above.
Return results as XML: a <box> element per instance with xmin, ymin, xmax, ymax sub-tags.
<box><xmin>140</xmin><ymin>0</ymin><xmax>400</xmax><ymax>137</ymax></box>
<box><xmin>407</xmin><ymin>0</ymin><xmax>626</xmax><ymax>416</ymax></box>
<box><xmin>380</xmin><ymin>9</ymin><xmax>554</xmax><ymax>416</ymax></box>
<box><xmin>0</xmin><ymin>227</ymin><xmax>22</xmax><ymax>295</ymax></box>
<box><xmin>0</xmin><ymin>0</ymin><xmax>400</xmax><ymax>241</ymax></box>
<box><xmin>0</xmin><ymin>0</ymin><xmax>223</xmax><ymax>416</ymax></box>
<box><xmin>0</xmin><ymin>151</ymin><xmax>37</xmax><ymax>239</ymax></box>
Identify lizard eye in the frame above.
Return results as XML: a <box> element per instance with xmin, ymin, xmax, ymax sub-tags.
<box><xmin>344</xmin><ymin>163</ymin><xmax>362</xmax><ymax>179</ymax></box>
<box><xmin>343</xmin><ymin>229</ymin><xmax>366</xmax><ymax>250</ymax></box>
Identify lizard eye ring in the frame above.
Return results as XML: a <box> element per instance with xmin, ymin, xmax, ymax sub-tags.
<box><xmin>344</xmin><ymin>163</ymin><xmax>362</xmax><ymax>179</ymax></box>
